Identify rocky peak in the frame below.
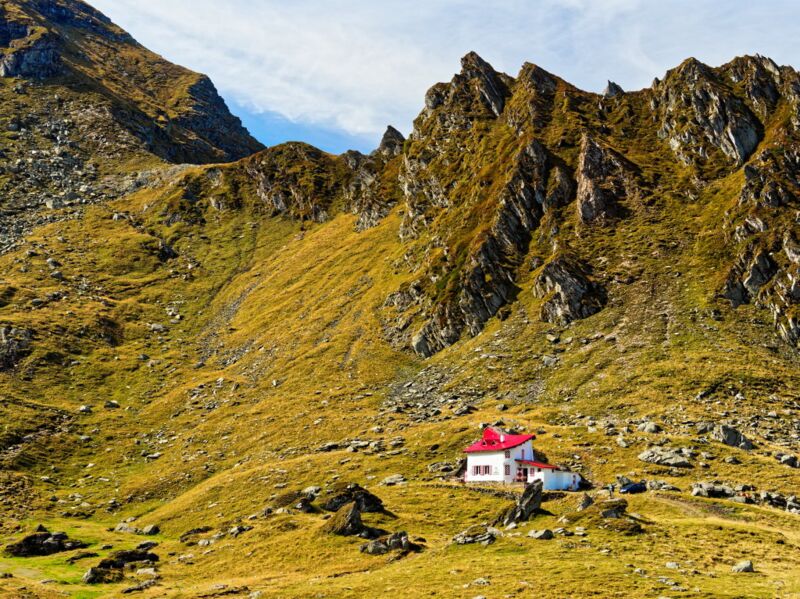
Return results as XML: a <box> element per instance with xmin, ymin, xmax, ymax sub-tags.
<box><xmin>721</xmin><ymin>55</ymin><xmax>782</xmax><ymax>117</ymax></box>
<box><xmin>654</xmin><ymin>57</ymin><xmax>761</xmax><ymax>166</ymax></box>
<box><xmin>603</xmin><ymin>80</ymin><xmax>624</xmax><ymax>98</ymax></box>
<box><xmin>373</xmin><ymin>125</ymin><xmax>405</xmax><ymax>158</ymax></box>
<box><xmin>458</xmin><ymin>51</ymin><xmax>509</xmax><ymax>117</ymax></box>
<box><xmin>420</xmin><ymin>51</ymin><xmax>512</xmax><ymax>123</ymax></box>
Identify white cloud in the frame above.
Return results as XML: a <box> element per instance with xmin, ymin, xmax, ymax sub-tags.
<box><xmin>90</xmin><ymin>0</ymin><xmax>800</xmax><ymax>141</ymax></box>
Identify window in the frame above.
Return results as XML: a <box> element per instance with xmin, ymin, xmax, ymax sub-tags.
<box><xmin>504</xmin><ymin>464</ymin><xmax>510</xmax><ymax>476</ymax></box>
<box><xmin>483</xmin><ymin>465</ymin><xmax>491</xmax><ymax>475</ymax></box>
<box><xmin>473</xmin><ymin>465</ymin><xmax>480</xmax><ymax>476</ymax></box>
<box><xmin>505</xmin><ymin>450</ymin><xmax>510</xmax><ymax>458</ymax></box>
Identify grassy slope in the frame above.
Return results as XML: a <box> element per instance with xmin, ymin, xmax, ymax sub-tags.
<box><xmin>0</xmin><ymin>62</ymin><xmax>798</xmax><ymax>598</ymax></box>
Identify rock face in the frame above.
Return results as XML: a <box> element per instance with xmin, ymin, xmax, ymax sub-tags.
<box><xmin>496</xmin><ymin>480</ymin><xmax>543</xmax><ymax>527</ymax></box>
<box><xmin>534</xmin><ymin>256</ymin><xmax>606</xmax><ymax>325</ymax></box>
<box><xmin>576</xmin><ymin>135</ymin><xmax>638</xmax><ymax>224</ymax></box>
<box><xmin>404</xmin><ymin>139</ymin><xmax>573</xmax><ymax>356</ymax></box>
<box><xmin>723</xmin><ymin>248</ymin><xmax>778</xmax><ymax>307</ymax></box>
<box><xmin>5</xmin><ymin>527</ymin><xmax>88</xmax><ymax>556</ymax></box>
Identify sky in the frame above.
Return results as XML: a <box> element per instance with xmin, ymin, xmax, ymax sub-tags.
<box><xmin>90</xmin><ymin>0</ymin><xmax>800</xmax><ymax>154</ymax></box>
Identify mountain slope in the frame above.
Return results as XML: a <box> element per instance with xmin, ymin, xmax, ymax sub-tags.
<box><xmin>0</xmin><ymin>3</ymin><xmax>798</xmax><ymax>598</ymax></box>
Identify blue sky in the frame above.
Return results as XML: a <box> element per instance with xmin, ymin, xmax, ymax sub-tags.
<box><xmin>91</xmin><ymin>0</ymin><xmax>800</xmax><ymax>154</ymax></box>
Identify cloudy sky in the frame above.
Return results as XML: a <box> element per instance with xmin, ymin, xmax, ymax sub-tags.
<box><xmin>91</xmin><ymin>0</ymin><xmax>800</xmax><ymax>154</ymax></box>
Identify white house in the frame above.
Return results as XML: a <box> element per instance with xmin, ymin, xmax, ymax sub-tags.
<box><xmin>463</xmin><ymin>426</ymin><xmax>580</xmax><ymax>490</ymax></box>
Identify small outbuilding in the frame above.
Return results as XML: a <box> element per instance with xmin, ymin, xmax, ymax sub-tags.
<box><xmin>463</xmin><ymin>426</ymin><xmax>580</xmax><ymax>490</ymax></box>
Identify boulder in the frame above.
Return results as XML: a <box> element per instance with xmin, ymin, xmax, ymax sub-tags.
<box><xmin>5</xmin><ymin>528</ymin><xmax>88</xmax><ymax>557</ymax></box>
<box><xmin>452</xmin><ymin>524</ymin><xmax>501</xmax><ymax>546</ymax></box>
<box><xmin>82</xmin><ymin>566</ymin><xmax>124</xmax><ymax>584</ymax></box>
<box><xmin>712</xmin><ymin>425</ymin><xmax>753</xmax><ymax>450</ymax></box>
<box><xmin>318</xmin><ymin>483</ymin><xmax>384</xmax><ymax>513</ymax></box>
<box><xmin>528</xmin><ymin>529</ymin><xmax>553</xmax><ymax>540</ymax></box>
<box><xmin>732</xmin><ymin>560</ymin><xmax>755</xmax><ymax>573</ymax></box>
<box><xmin>496</xmin><ymin>480</ymin><xmax>543</xmax><ymax>527</ymax></box>
<box><xmin>322</xmin><ymin>502</ymin><xmax>365</xmax><ymax>536</ymax></box>
<box><xmin>638</xmin><ymin>447</ymin><xmax>692</xmax><ymax>468</ymax></box>
<box><xmin>598</xmin><ymin>498</ymin><xmax>629</xmax><ymax>519</ymax></box>
<box><xmin>0</xmin><ymin>326</ymin><xmax>32</xmax><ymax>370</ymax></box>
<box><xmin>97</xmin><ymin>549</ymin><xmax>159</xmax><ymax>569</ymax></box>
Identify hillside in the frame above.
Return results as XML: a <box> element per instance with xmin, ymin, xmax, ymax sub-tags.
<box><xmin>0</xmin><ymin>2</ymin><xmax>799</xmax><ymax>598</ymax></box>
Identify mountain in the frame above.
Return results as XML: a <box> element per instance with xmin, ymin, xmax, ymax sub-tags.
<box><xmin>0</xmin><ymin>2</ymin><xmax>799</xmax><ymax>598</ymax></box>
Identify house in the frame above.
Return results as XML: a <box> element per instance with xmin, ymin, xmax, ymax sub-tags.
<box><xmin>463</xmin><ymin>426</ymin><xmax>580</xmax><ymax>490</ymax></box>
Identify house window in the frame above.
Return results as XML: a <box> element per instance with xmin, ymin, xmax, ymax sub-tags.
<box><xmin>473</xmin><ymin>465</ymin><xmax>480</xmax><ymax>476</ymax></box>
<box><xmin>483</xmin><ymin>465</ymin><xmax>491</xmax><ymax>475</ymax></box>
<box><xmin>504</xmin><ymin>464</ymin><xmax>510</xmax><ymax>476</ymax></box>
<box><xmin>505</xmin><ymin>450</ymin><xmax>510</xmax><ymax>458</ymax></box>
<box><xmin>521</xmin><ymin>448</ymin><xmax>525</xmax><ymax>459</ymax></box>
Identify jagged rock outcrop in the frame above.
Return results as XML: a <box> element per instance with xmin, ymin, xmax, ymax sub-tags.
<box><xmin>654</xmin><ymin>58</ymin><xmax>761</xmax><ymax>166</ymax></box>
<box><xmin>723</xmin><ymin>247</ymin><xmax>778</xmax><ymax>307</ymax></box>
<box><xmin>575</xmin><ymin>135</ymin><xmax>638</xmax><ymax>224</ymax></box>
<box><xmin>533</xmin><ymin>255</ymin><xmax>605</xmax><ymax>325</ymax></box>
<box><xmin>739</xmin><ymin>149</ymin><xmax>799</xmax><ymax>208</ymax></box>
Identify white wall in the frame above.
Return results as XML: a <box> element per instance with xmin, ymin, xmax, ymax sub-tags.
<box><xmin>465</xmin><ymin>440</ymin><xmax>534</xmax><ymax>483</ymax></box>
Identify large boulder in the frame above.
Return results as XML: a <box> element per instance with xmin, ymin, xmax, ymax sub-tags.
<box><xmin>318</xmin><ymin>483</ymin><xmax>384</xmax><ymax>513</ymax></box>
<box><xmin>5</xmin><ymin>527</ymin><xmax>87</xmax><ymax>557</ymax></box>
<box><xmin>82</xmin><ymin>566</ymin><xmax>124</xmax><ymax>584</ymax></box>
<box><xmin>712</xmin><ymin>425</ymin><xmax>753</xmax><ymax>450</ymax></box>
<box><xmin>322</xmin><ymin>502</ymin><xmax>366</xmax><ymax>537</ymax></box>
<box><xmin>638</xmin><ymin>447</ymin><xmax>692</xmax><ymax>468</ymax></box>
<box><xmin>495</xmin><ymin>480</ymin><xmax>543</xmax><ymax>527</ymax></box>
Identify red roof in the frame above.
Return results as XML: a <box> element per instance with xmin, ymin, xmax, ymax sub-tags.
<box><xmin>464</xmin><ymin>427</ymin><xmax>534</xmax><ymax>453</ymax></box>
<box><xmin>515</xmin><ymin>459</ymin><xmax>559</xmax><ymax>470</ymax></box>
